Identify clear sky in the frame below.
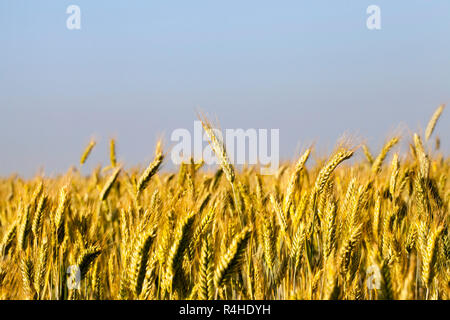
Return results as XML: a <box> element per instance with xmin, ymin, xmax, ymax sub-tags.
<box><xmin>0</xmin><ymin>1</ymin><xmax>449</xmax><ymax>177</ymax></box>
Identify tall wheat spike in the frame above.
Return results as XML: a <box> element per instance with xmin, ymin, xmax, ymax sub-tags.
<box><xmin>99</xmin><ymin>166</ymin><xmax>121</xmax><ymax>201</ymax></box>
<box><xmin>198</xmin><ymin>113</ymin><xmax>235</xmax><ymax>187</ymax></box>
<box><xmin>110</xmin><ymin>138</ymin><xmax>117</xmax><ymax>168</ymax></box>
<box><xmin>425</xmin><ymin>104</ymin><xmax>445</xmax><ymax>141</ymax></box>
<box><xmin>129</xmin><ymin>227</ymin><xmax>156</xmax><ymax>296</ymax></box>
<box><xmin>214</xmin><ymin>227</ymin><xmax>251</xmax><ymax>289</ymax></box>
<box><xmin>77</xmin><ymin>245</ymin><xmax>102</xmax><ymax>281</ymax></box>
<box><xmin>284</xmin><ymin>148</ymin><xmax>311</xmax><ymax>215</ymax></box>
<box><xmin>371</xmin><ymin>137</ymin><xmax>400</xmax><ymax>174</ymax></box>
<box><xmin>34</xmin><ymin>239</ymin><xmax>49</xmax><ymax>297</ymax></box>
<box><xmin>198</xmin><ymin>236</ymin><xmax>214</xmax><ymax>300</ymax></box>
<box><xmin>80</xmin><ymin>139</ymin><xmax>96</xmax><ymax>165</ymax></box>
<box><xmin>136</xmin><ymin>141</ymin><xmax>164</xmax><ymax>197</ymax></box>
<box><xmin>164</xmin><ymin>212</ymin><xmax>196</xmax><ymax>295</ymax></box>
<box><xmin>54</xmin><ymin>186</ymin><xmax>69</xmax><ymax>244</ymax></box>
<box><xmin>421</xmin><ymin>226</ymin><xmax>444</xmax><ymax>289</ymax></box>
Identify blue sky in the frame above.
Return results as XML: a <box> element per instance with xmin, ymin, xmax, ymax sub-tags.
<box><xmin>0</xmin><ymin>1</ymin><xmax>449</xmax><ymax>176</ymax></box>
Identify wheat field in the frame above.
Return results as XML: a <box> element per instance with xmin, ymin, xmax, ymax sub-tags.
<box><xmin>0</xmin><ymin>106</ymin><xmax>448</xmax><ymax>300</ymax></box>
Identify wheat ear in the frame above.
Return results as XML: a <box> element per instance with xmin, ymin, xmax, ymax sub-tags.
<box><xmin>425</xmin><ymin>104</ymin><xmax>445</xmax><ymax>141</ymax></box>
<box><xmin>80</xmin><ymin>139</ymin><xmax>96</xmax><ymax>165</ymax></box>
<box><xmin>214</xmin><ymin>227</ymin><xmax>251</xmax><ymax>288</ymax></box>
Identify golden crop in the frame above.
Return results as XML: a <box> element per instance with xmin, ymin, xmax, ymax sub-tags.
<box><xmin>0</xmin><ymin>106</ymin><xmax>448</xmax><ymax>300</ymax></box>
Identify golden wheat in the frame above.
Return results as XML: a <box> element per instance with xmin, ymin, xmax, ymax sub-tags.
<box><xmin>0</xmin><ymin>108</ymin><xmax>448</xmax><ymax>300</ymax></box>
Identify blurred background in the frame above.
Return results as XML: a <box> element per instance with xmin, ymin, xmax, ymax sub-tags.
<box><xmin>0</xmin><ymin>0</ymin><xmax>449</xmax><ymax>177</ymax></box>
